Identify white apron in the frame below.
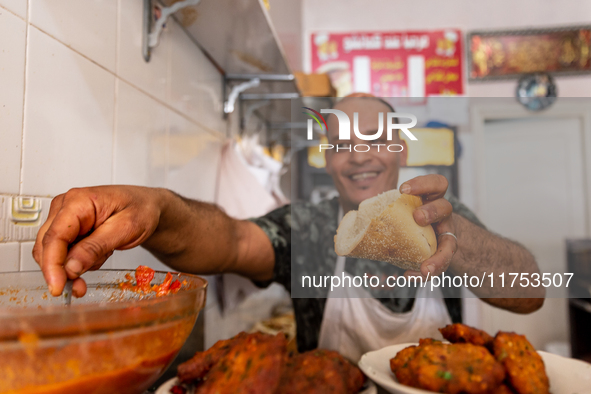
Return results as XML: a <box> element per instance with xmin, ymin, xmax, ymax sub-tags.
<box><xmin>318</xmin><ymin>208</ymin><xmax>452</xmax><ymax>363</ymax></box>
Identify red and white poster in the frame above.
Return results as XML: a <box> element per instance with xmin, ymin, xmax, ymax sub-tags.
<box><xmin>310</xmin><ymin>30</ymin><xmax>464</xmax><ymax>97</ymax></box>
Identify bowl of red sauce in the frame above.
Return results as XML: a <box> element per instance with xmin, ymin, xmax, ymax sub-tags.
<box><xmin>0</xmin><ymin>268</ymin><xmax>207</xmax><ymax>394</ymax></box>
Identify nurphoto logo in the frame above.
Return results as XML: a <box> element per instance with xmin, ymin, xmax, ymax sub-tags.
<box><xmin>303</xmin><ymin>107</ymin><xmax>418</xmax><ymax>153</ymax></box>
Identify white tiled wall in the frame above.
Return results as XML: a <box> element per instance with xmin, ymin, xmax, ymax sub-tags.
<box><xmin>0</xmin><ymin>9</ymin><xmax>26</xmax><ymax>195</ymax></box>
<box><xmin>0</xmin><ymin>0</ymin><xmax>26</xmax><ymax>19</ymax></box>
<box><xmin>113</xmin><ymin>79</ymin><xmax>168</xmax><ymax>187</ymax></box>
<box><xmin>0</xmin><ymin>1</ymin><xmax>226</xmax><ymax>272</ymax></box>
<box><xmin>29</xmin><ymin>0</ymin><xmax>119</xmax><ymax>72</ymax></box>
<box><xmin>19</xmin><ymin>242</ymin><xmax>37</xmax><ymax>271</ymax></box>
<box><xmin>22</xmin><ymin>25</ymin><xmax>116</xmax><ymax>196</ymax></box>
<box><xmin>0</xmin><ymin>243</ymin><xmax>20</xmax><ymax>272</ymax></box>
<box><xmin>118</xmin><ymin>0</ymin><xmax>168</xmax><ymax>103</ymax></box>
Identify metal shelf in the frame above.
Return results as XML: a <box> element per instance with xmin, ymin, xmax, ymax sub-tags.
<box><xmin>145</xmin><ymin>0</ymin><xmax>301</xmax><ymax>131</ymax></box>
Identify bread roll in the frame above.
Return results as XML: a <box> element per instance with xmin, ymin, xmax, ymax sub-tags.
<box><xmin>334</xmin><ymin>189</ymin><xmax>436</xmax><ymax>271</ymax></box>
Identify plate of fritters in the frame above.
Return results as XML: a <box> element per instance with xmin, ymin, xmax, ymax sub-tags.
<box><xmin>156</xmin><ymin>331</ymin><xmax>376</xmax><ymax>394</ymax></box>
<box><xmin>358</xmin><ymin>324</ymin><xmax>591</xmax><ymax>394</ymax></box>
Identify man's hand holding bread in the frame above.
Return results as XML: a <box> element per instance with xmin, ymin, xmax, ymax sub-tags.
<box><xmin>335</xmin><ymin>174</ymin><xmax>456</xmax><ymax>280</ymax></box>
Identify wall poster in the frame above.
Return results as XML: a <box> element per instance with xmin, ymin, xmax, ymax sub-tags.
<box><xmin>310</xmin><ymin>30</ymin><xmax>464</xmax><ymax>97</ymax></box>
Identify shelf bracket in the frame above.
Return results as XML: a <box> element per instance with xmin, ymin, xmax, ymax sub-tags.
<box><xmin>222</xmin><ymin>74</ymin><xmax>299</xmax><ymax>124</ymax></box>
<box><xmin>143</xmin><ymin>0</ymin><xmax>202</xmax><ymax>62</ymax></box>
<box><xmin>242</xmin><ymin>99</ymin><xmax>271</xmax><ymax>131</ymax></box>
<box><xmin>224</xmin><ymin>78</ymin><xmax>261</xmax><ymax>114</ymax></box>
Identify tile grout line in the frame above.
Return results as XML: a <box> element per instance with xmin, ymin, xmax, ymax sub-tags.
<box><xmin>0</xmin><ymin>4</ymin><xmax>24</xmax><ymax>21</ymax></box>
<box><xmin>29</xmin><ymin>20</ymin><xmax>225</xmax><ymax>140</ymax></box>
<box><xmin>16</xmin><ymin>239</ymin><xmax>22</xmax><ymax>271</ymax></box>
<box><xmin>17</xmin><ymin>0</ymin><xmax>31</xmax><ymax>196</ymax></box>
<box><xmin>165</xmin><ymin>18</ymin><xmax>173</xmax><ymax>189</ymax></box>
<box><xmin>112</xmin><ymin>0</ymin><xmax>122</xmax><ymax>185</ymax></box>
<box><xmin>112</xmin><ymin>78</ymin><xmax>120</xmax><ymax>185</ymax></box>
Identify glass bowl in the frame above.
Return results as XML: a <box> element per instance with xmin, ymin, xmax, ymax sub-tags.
<box><xmin>0</xmin><ymin>270</ymin><xmax>207</xmax><ymax>394</ymax></box>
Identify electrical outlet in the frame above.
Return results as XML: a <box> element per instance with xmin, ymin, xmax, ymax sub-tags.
<box><xmin>0</xmin><ymin>195</ymin><xmax>51</xmax><ymax>243</ymax></box>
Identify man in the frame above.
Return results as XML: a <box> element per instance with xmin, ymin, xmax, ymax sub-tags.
<box><xmin>33</xmin><ymin>96</ymin><xmax>543</xmax><ymax>357</ymax></box>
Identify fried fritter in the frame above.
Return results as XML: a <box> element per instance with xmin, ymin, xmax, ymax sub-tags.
<box><xmin>391</xmin><ymin>343</ymin><xmax>505</xmax><ymax>394</ymax></box>
<box><xmin>492</xmin><ymin>332</ymin><xmax>549</xmax><ymax>394</ymax></box>
<box><xmin>277</xmin><ymin>350</ymin><xmax>346</xmax><ymax>394</ymax></box>
<box><xmin>390</xmin><ymin>345</ymin><xmax>419</xmax><ymax>386</ymax></box>
<box><xmin>277</xmin><ymin>349</ymin><xmax>365</xmax><ymax>394</ymax></box>
<box><xmin>439</xmin><ymin>323</ymin><xmax>494</xmax><ymax>348</ymax></box>
<box><xmin>331</xmin><ymin>350</ymin><xmax>366</xmax><ymax>393</ymax></box>
<box><xmin>177</xmin><ymin>332</ymin><xmax>249</xmax><ymax>383</ymax></box>
<box><xmin>492</xmin><ymin>384</ymin><xmax>518</xmax><ymax>394</ymax></box>
<box><xmin>179</xmin><ymin>333</ymin><xmax>367</xmax><ymax>394</ymax></box>
<box><xmin>194</xmin><ymin>332</ymin><xmax>287</xmax><ymax>394</ymax></box>
<box><xmin>419</xmin><ymin>338</ymin><xmax>443</xmax><ymax>346</ymax></box>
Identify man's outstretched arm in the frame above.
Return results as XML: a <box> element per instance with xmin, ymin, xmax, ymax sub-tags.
<box><xmin>33</xmin><ymin>186</ymin><xmax>275</xmax><ymax>297</ymax></box>
<box><xmin>450</xmin><ymin>213</ymin><xmax>545</xmax><ymax>313</ymax></box>
<box><xmin>399</xmin><ymin>175</ymin><xmax>544</xmax><ymax>314</ymax></box>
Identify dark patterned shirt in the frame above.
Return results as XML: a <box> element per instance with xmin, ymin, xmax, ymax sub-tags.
<box><xmin>249</xmin><ymin>195</ymin><xmax>484</xmax><ymax>352</ymax></box>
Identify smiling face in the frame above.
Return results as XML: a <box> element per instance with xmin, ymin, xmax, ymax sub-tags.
<box><xmin>325</xmin><ymin>98</ymin><xmax>407</xmax><ymax>212</ymax></box>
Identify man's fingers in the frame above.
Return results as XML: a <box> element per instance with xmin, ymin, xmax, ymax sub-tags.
<box><xmin>397</xmin><ymin>174</ymin><xmax>454</xmax><ymax>278</ymax></box>
<box><xmin>88</xmin><ymin>251</ymin><xmax>114</xmax><ymax>272</ymax></box>
<box><xmin>414</xmin><ymin>198</ymin><xmax>453</xmax><ymax>226</ymax></box>
<box><xmin>420</xmin><ymin>242</ymin><xmax>454</xmax><ymax>277</ymax></box>
<box><xmin>33</xmin><ymin>194</ymin><xmax>65</xmax><ymax>268</ymax></box>
<box><xmin>41</xmin><ymin>199</ymin><xmax>98</xmax><ymax>296</ymax></box>
<box><xmin>32</xmin><ymin>186</ymin><xmax>162</xmax><ymax>298</ymax></box>
<box><xmin>72</xmin><ymin>278</ymin><xmax>87</xmax><ymax>298</ymax></box>
<box><xmin>63</xmin><ymin>212</ymin><xmax>154</xmax><ymax>279</ymax></box>
<box><xmin>43</xmin><ymin>264</ymin><xmax>67</xmax><ymax>297</ymax></box>
<box><xmin>404</xmin><ymin>270</ymin><xmax>429</xmax><ymax>281</ymax></box>
<box><xmin>434</xmin><ymin>214</ymin><xmax>457</xmax><ymax>245</ymax></box>
<box><xmin>419</xmin><ymin>216</ymin><xmax>457</xmax><ymax>277</ymax></box>
<box><xmin>404</xmin><ymin>212</ymin><xmax>457</xmax><ymax>280</ymax></box>
<box><xmin>65</xmin><ymin>250</ymin><xmax>114</xmax><ymax>278</ymax></box>
<box><xmin>400</xmin><ymin>174</ymin><xmax>449</xmax><ymax>201</ymax></box>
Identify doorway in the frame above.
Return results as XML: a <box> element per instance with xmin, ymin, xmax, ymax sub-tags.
<box><xmin>467</xmin><ymin>102</ymin><xmax>591</xmax><ymax>349</ymax></box>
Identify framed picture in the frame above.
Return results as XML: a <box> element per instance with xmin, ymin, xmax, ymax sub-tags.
<box><xmin>468</xmin><ymin>26</ymin><xmax>591</xmax><ymax>80</ymax></box>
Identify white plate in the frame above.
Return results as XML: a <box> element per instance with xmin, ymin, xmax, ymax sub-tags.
<box><xmin>358</xmin><ymin>343</ymin><xmax>591</xmax><ymax>394</ymax></box>
<box><xmin>156</xmin><ymin>377</ymin><xmax>378</xmax><ymax>394</ymax></box>
<box><xmin>155</xmin><ymin>378</ymin><xmax>193</xmax><ymax>394</ymax></box>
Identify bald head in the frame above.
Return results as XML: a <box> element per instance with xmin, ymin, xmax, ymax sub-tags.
<box><xmin>326</xmin><ymin>97</ymin><xmax>399</xmax><ymax>144</ymax></box>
